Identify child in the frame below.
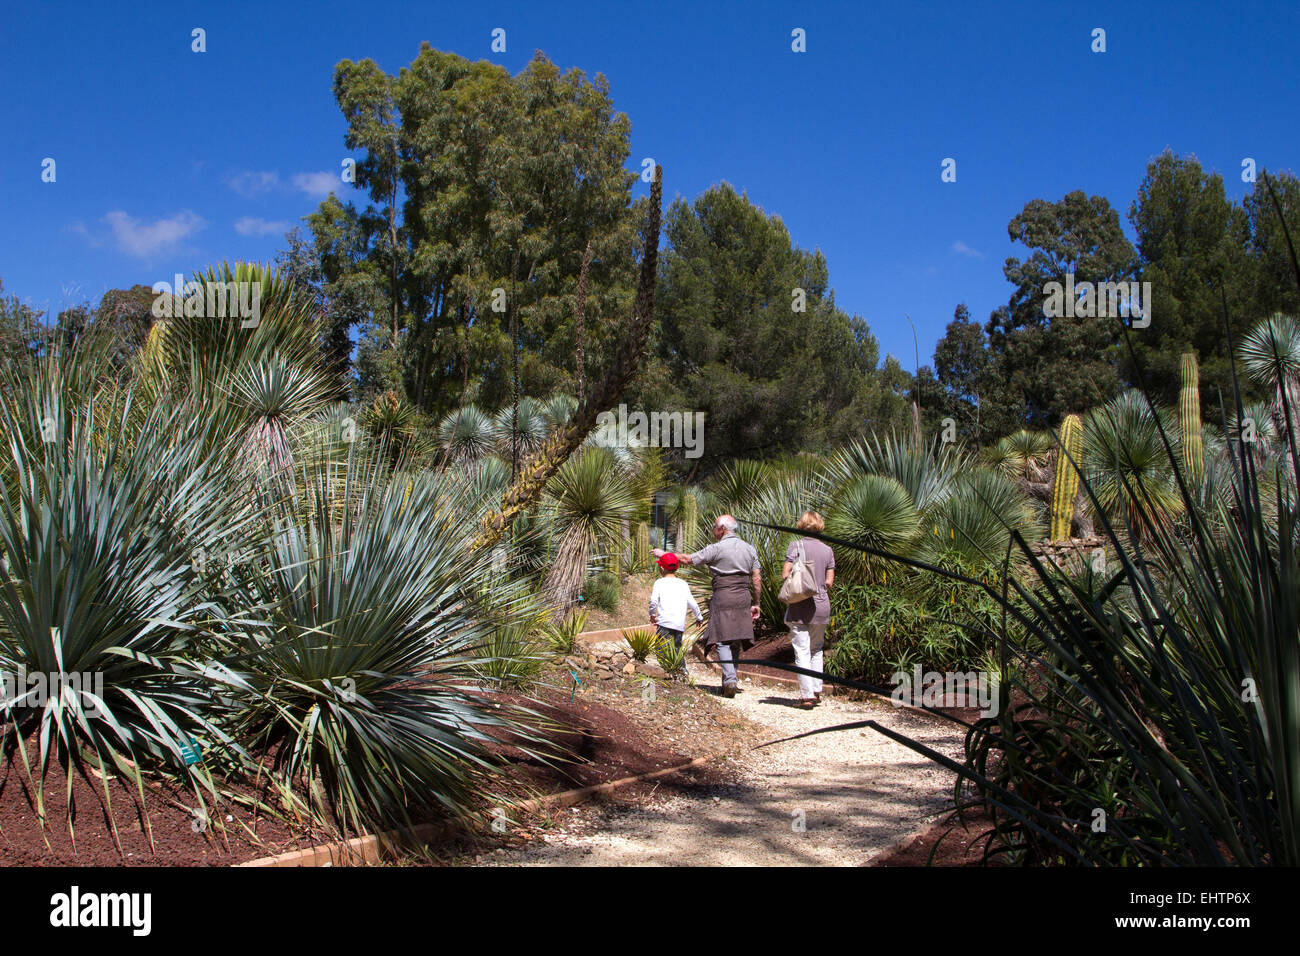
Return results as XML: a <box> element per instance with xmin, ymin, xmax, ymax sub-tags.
<box><xmin>648</xmin><ymin>552</ymin><xmax>703</xmax><ymax>676</ymax></box>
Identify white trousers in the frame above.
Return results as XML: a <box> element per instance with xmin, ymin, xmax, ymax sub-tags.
<box><xmin>789</xmin><ymin>626</ymin><xmax>824</xmax><ymax>699</ymax></box>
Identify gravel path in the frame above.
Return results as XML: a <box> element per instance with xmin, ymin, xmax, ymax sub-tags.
<box><xmin>478</xmin><ymin>664</ymin><xmax>966</xmax><ymax>866</ymax></box>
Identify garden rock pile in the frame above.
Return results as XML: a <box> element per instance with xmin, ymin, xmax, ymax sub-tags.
<box><xmin>1030</xmin><ymin>535</ymin><xmax>1108</xmax><ymax>568</ymax></box>
<box><xmin>565</xmin><ymin>641</ymin><xmax>670</xmax><ymax>681</ymax></box>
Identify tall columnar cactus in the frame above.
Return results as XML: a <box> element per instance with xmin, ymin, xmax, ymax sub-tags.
<box><xmin>634</xmin><ymin>522</ymin><xmax>651</xmax><ymax>571</ymax></box>
<box><xmin>681</xmin><ymin>491</ymin><xmax>698</xmax><ymax>553</ymax></box>
<box><xmin>609</xmin><ymin>537</ymin><xmax>623</xmax><ymax>580</ymax></box>
<box><xmin>1180</xmin><ymin>352</ymin><xmax>1204</xmax><ymax>484</ymax></box>
<box><xmin>1050</xmin><ymin>414</ymin><xmax>1084</xmax><ymax>541</ymax></box>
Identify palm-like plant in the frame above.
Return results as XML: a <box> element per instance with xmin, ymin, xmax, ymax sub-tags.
<box><xmin>361</xmin><ymin>389</ymin><xmax>426</xmax><ymax>465</ymax></box>
<box><xmin>1082</xmin><ymin>390</ymin><xmax>1184</xmax><ymax>541</ymax></box>
<box><xmin>825</xmin><ymin>474</ymin><xmax>919</xmax><ymax>581</ymax></box>
<box><xmin>916</xmin><ymin>468</ymin><xmax>1040</xmax><ymax>566</ymax></box>
<box><xmin>1240</xmin><ymin>313</ymin><xmax>1300</xmax><ymax>479</ymax></box>
<box><xmin>824</xmin><ymin>433</ymin><xmax>964</xmax><ymax>517</ymax></box>
<box><xmin>987</xmin><ymin>429</ymin><xmax>1054</xmax><ymax>484</ymax></box>
<box><xmin>229</xmin><ymin>353</ymin><xmax>336</xmax><ymax>478</ymax></box>
<box><xmin>0</xmin><ymin>352</ymin><xmax>261</xmax><ymax>840</ymax></box>
<box><xmin>223</xmin><ymin>450</ymin><xmax>552</xmax><ymax>835</ymax></box>
<box><xmin>540</xmin><ymin>448</ymin><xmax>639</xmax><ymax>610</ymax></box>
<box><xmin>436</xmin><ymin>404</ymin><xmax>497</xmax><ymax>463</ymax></box>
<box><xmin>708</xmin><ymin>459</ymin><xmax>774</xmax><ymax>514</ymax></box>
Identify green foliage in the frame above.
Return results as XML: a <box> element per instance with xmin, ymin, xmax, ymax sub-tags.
<box><xmin>621</xmin><ymin>626</ymin><xmax>657</xmax><ymax>663</ymax></box>
<box><xmin>542</xmin><ymin>448</ymin><xmax>638</xmax><ymax>609</ymax></box>
<box><xmin>653</xmin><ymin>632</ymin><xmax>692</xmax><ymax>677</ymax></box>
<box><xmin>827</xmin><ymin>553</ymin><xmax>1011</xmax><ymax>685</ymax></box>
<box><xmin>633</xmin><ymin>522</ymin><xmax>651</xmax><ymax>573</ymax></box>
<box><xmin>0</xmin><ymin>350</ymin><xmax>258</xmax><ymax>833</ymax></box>
<box><xmin>638</xmin><ymin>183</ymin><xmax>910</xmax><ymax>474</ymax></box>
<box><xmin>1082</xmin><ymin>391</ymin><xmax>1183</xmax><ymax>540</ymax></box>
<box><xmin>981</xmin><ymin>190</ymin><xmax>1135</xmax><ymax>433</ymax></box>
<box><xmin>541</xmin><ymin>609</ymin><xmax>588</xmax><ymax>656</ymax></box>
<box><xmin>1124</xmin><ymin>151</ymin><xmax>1261</xmax><ymax>410</ymax></box>
<box><xmin>586</xmin><ymin>570</ymin><xmax>621</xmax><ymax>613</ymax></box>
<box><xmin>227</xmin><ymin>454</ymin><xmax>551</xmax><ymax>833</ymax></box>
<box><xmin>330</xmin><ymin>47</ymin><xmax>639</xmax><ymax>415</ymax></box>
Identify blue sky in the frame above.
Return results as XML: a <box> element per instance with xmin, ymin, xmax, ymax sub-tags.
<box><xmin>2</xmin><ymin>0</ymin><xmax>1296</xmax><ymax>368</ymax></box>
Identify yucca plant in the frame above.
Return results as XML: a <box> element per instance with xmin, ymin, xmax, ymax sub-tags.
<box><xmin>436</xmin><ymin>404</ymin><xmax>498</xmax><ymax>463</ymax></box>
<box><xmin>621</xmin><ymin>626</ymin><xmax>657</xmax><ymax>663</ymax></box>
<box><xmin>1082</xmin><ymin>390</ymin><xmax>1184</xmax><ymax>541</ymax></box>
<box><xmin>540</xmin><ymin>448</ymin><xmax>638</xmax><ymax>610</ymax></box>
<box><xmin>0</xmin><ymin>348</ymin><xmax>262</xmax><ymax>841</ymax></box>
<box><xmin>825</xmin><ymin>473</ymin><xmax>919</xmax><ymax>582</ymax></box>
<box><xmin>708</xmin><ymin>459</ymin><xmax>774</xmax><ymax>513</ymax></box>
<box><xmin>918</xmin><ymin>469</ymin><xmax>1038</xmax><ymax>568</ymax></box>
<box><xmin>541</xmin><ymin>609</ymin><xmax>588</xmax><ymax>657</ymax></box>
<box><xmin>654</xmin><ymin>632</ymin><xmax>693</xmax><ymax>677</ymax></box>
<box><xmin>362</xmin><ymin>389</ymin><xmax>426</xmax><ymax>465</ymax></box>
<box><xmin>229</xmin><ymin>352</ymin><xmax>335</xmax><ymax>479</ymax></box>
<box><xmin>796</xmin><ymin>326</ymin><xmax>1300</xmax><ymax>866</ymax></box>
<box><xmin>221</xmin><ymin>449</ymin><xmax>553</xmax><ymax>836</ymax></box>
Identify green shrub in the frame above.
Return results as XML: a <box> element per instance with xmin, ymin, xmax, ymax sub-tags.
<box><xmin>621</xmin><ymin>626</ymin><xmax>657</xmax><ymax>662</ymax></box>
<box><xmin>541</xmin><ymin>609</ymin><xmax>588</xmax><ymax>656</ymax></box>
<box><xmin>654</xmin><ymin>633</ymin><xmax>692</xmax><ymax>677</ymax></box>
<box><xmin>587</xmin><ymin>570</ymin><xmax>621</xmax><ymax>612</ymax></box>
<box><xmin>827</xmin><ymin>552</ymin><xmax>1011</xmax><ymax>685</ymax></box>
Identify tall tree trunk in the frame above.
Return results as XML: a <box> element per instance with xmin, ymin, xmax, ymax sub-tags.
<box><xmin>575</xmin><ymin>240</ymin><xmax>593</xmax><ymax>405</ymax></box>
<box><xmin>472</xmin><ymin>167</ymin><xmax>664</xmax><ymax>553</ymax></box>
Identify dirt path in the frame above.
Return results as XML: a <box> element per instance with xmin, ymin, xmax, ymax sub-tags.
<box><xmin>478</xmin><ymin>664</ymin><xmax>966</xmax><ymax>866</ymax></box>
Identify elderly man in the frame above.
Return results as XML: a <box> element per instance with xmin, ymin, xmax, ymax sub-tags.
<box><xmin>654</xmin><ymin>514</ymin><xmax>760</xmax><ymax>698</ymax></box>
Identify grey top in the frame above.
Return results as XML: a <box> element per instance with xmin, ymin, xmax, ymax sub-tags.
<box><xmin>690</xmin><ymin>532</ymin><xmax>760</xmax><ymax>576</ymax></box>
<box><xmin>784</xmin><ymin>536</ymin><xmax>835</xmax><ymax>625</ymax></box>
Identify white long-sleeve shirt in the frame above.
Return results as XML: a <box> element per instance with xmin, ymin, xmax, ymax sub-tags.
<box><xmin>648</xmin><ymin>576</ymin><xmax>703</xmax><ymax>632</ymax></box>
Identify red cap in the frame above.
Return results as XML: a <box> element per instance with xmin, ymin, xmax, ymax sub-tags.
<box><xmin>656</xmin><ymin>552</ymin><xmax>679</xmax><ymax>570</ymax></box>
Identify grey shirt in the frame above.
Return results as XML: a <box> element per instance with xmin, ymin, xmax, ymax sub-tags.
<box><xmin>690</xmin><ymin>532</ymin><xmax>760</xmax><ymax>576</ymax></box>
<box><xmin>784</xmin><ymin>536</ymin><xmax>835</xmax><ymax>626</ymax></box>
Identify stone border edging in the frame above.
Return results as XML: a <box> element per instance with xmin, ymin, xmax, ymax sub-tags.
<box><xmin>235</xmin><ymin>752</ymin><xmax>725</xmax><ymax>867</ymax></box>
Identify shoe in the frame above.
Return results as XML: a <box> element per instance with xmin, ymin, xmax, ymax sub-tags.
<box><xmin>813</xmin><ymin>692</ymin><xmax>822</xmax><ymax>702</ymax></box>
<box><xmin>722</xmin><ymin>683</ymin><xmax>737</xmax><ymax>698</ymax></box>
<box><xmin>799</xmin><ymin>698</ymin><xmax>815</xmax><ymax>710</ymax></box>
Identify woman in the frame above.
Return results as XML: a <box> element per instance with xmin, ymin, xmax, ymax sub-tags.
<box><xmin>782</xmin><ymin>511</ymin><xmax>835</xmax><ymax>709</ymax></box>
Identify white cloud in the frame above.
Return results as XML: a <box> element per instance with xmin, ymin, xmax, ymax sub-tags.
<box><xmin>226</xmin><ymin>170</ymin><xmax>281</xmax><ymax>197</ymax></box>
<box><xmin>291</xmin><ymin>171</ymin><xmax>338</xmax><ymax>198</ymax></box>
<box><xmin>235</xmin><ymin>216</ymin><xmax>289</xmax><ymax>236</ymax></box>
<box><xmin>951</xmin><ymin>240</ymin><xmax>984</xmax><ymax>259</ymax></box>
<box><xmin>102</xmin><ymin>210</ymin><xmax>206</xmax><ymax>257</ymax></box>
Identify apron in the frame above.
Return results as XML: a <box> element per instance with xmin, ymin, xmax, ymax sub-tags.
<box><xmin>706</xmin><ymin>572</ymin><xmax>755</xmax><ymax>647</ymax></box>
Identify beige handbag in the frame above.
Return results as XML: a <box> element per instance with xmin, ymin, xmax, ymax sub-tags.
<box><xmin>778</xmin><ymin>539</ymin><xmax>818</xmax><ymax>604</ymax></box>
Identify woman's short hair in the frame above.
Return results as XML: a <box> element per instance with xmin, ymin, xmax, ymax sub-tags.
<box><xmin>796</xmin><ymin>510</ymin><xmax>824</xmax><ymax>533</ymax></box>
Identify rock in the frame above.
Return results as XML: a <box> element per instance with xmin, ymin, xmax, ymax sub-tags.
<box><xmin>621</xmin><ymin>661</ymin><xmax>637</xmax><ymax>676</ymax></box>
<box><xmin>610</xmin><ymin>653</ymin><xmax>629</xmax><ymax>669</ymax></box>
<box><xmin>599</xmin><ymin>670</ymin><xmax>615</xmax><ymax>680</ymax></box>
<box><xmin>586</xmin><ymin>654</ymin><xmax>598</xmax><ymax>669</ymax></box>
<box><xmin>637</xmin><ymin>662</ymin><xmax>667</xmax><ymax>679</ymax></box>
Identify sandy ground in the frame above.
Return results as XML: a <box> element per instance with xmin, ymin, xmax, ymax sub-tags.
<box><xmin>477</xmin><ymin>663</ymin><xmax>965</xmax><ymax>866</ymax></box>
